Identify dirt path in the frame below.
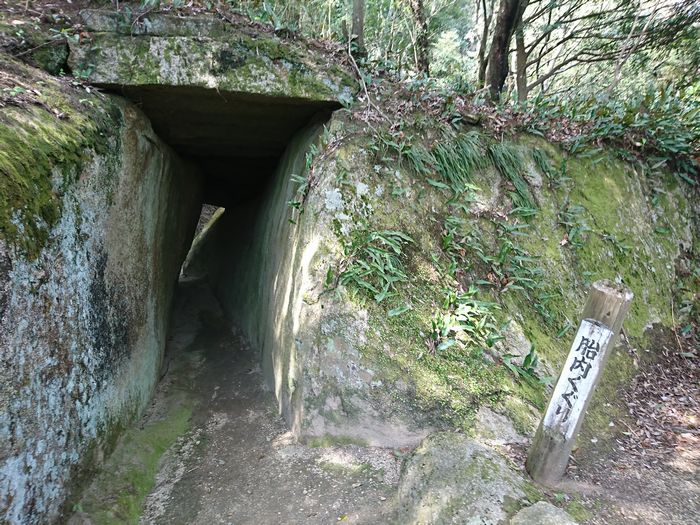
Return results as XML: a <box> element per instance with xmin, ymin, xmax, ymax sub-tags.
<box><xmin>140</xmin><ymin>281</ymin><xmax>399</xmax><ymax>525</ymax></box>
<box><xmin>71</xmin><ymin>280</ymin><xmax>698</xmax><ymax>525</ymax></box>
<box><xmin>571</xmin><ymin>451</ymin><xmax>699</xmax><ymax>524</ymax></box>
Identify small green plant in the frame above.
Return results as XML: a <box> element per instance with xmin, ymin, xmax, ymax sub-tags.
<box><xmin>48</xmin><ymin>27</ymin><xmax>80</xmax><ymax>45</ymax></box>
<box><xmin>339</xmin><ymin>230</ymin><xmax>414</xmax><ymax>303</ymax></box>
<box><xmin>404</xmin><ymin>143</ymin><xmax>435</xmax><ymax>175</ymax></box>
<box><xmin>502</xmin><ymin>344</ymin><xmax>550</xmax><ymax>386</ymax></box>
<box><xmin>558</xmin><ymin>199</ymin><xmax>591</xmax><ymax>249</ymax></box>
<box><xmin>487</xmin><ymin>220</ymin><xmax>544</xmax><ymax>294</ymax></box>
<box><xmin>531</xmin><ymin>148</ymin><xmax>571</xmax><ymax>189</ymax></box>
<box><xmin>428</xmin><ymin>287</ymin><xmax>502</xmax><ymax>354</ymax></box>
<box><xmin>287</xmin><ymin>174</ymin><xmax>308</xmax><ymax>215</ymax></box>
<box><xmin>441</xmin><ymin>214</ymin><xmax>474</xmax><ymax>277</ymax></box>
<box><xmin>370</xmin><ymin>130</ymin><xmax>419</xmax><ymax>169</ymax></box>
<box><xmin>599</xmin><ymin>231</ymin><xmax>632</xmax><ymax>256</ymax></box>
<box><xmin>287</xmin><ymin>143</ymin><xmax>319</xmax><ymax>222</ymax></box>
<box><xmin>531</xmin><ymin>148</ymin><xmax>554</xmax><ymax>178</ymax></box>
<box><xmin>4</xmin><ymin>86</ymin><xmax>26</xmax><ymax>97</ymax></box>
<box><xmin>72</xmin><ymin>64</ymin><xmax>95</xmax><ymax>81</ymax></box>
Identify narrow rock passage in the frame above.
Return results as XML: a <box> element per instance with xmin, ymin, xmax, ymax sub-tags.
<box><xmin>139</xmin><ymin>280</ymin><xmax>400</xmax><ymax>525</ymax></box>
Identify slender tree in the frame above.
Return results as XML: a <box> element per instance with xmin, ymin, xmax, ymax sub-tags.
<box><xmin>515</xmin><ymin>23</ymin><xmax>527</xmax><ymax>101</ymax></box>
<box><xmin>485</xmin><ymin>0</ymin><xmax>528</xmax><ymax>101</ymax></box>
<box><xmin>351</xmin><ymin>0</ymin><xmax>367</xmax><ymax>56</ymax></box>
<box><xmin>410</xmin><ymin>0</ymin><xmax>431</xmax><ymax>76</ymax></box>
<box><xmin>477</xmin><ymin>0</ymin><xmax>496</xmax><ymax>88</ymax></box>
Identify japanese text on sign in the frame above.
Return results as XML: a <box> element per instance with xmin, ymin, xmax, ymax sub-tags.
<box><xmin>542</xmin><ymin>319</ymin><xmax>613</xmax><ymax>439</ymax></box>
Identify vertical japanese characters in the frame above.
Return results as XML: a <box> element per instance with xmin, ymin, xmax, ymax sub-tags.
<box><xmin>543</xmin><ymin>320</ymin><xmax>613</xmax><ymax>440</ymax></box>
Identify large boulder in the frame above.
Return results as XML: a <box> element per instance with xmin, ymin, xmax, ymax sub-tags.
<box><xmin>397</xmin><ymin>432</ymin><xmax>531</xmax><ymax>524</ymax></box>
<box><xmin>0</xmin><ymin>54</ymin><xmax>202</xmax><ymax>523</ymax></box>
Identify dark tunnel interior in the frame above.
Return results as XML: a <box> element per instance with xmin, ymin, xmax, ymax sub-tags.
<box><xmin>114</xmin><ymin>84</ymin><xmax>339</xmax><ymax>208</ymax></box>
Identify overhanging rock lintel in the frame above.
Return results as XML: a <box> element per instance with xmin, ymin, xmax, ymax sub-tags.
<box><xmin>69</xmin><ymin>9</ymin><xmax>357</xmax><ymax>105</ymax></box>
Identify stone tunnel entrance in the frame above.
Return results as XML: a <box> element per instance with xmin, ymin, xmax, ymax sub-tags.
<box><xmin>108</xmin><ymin>82</ymin><xmax>339</xmax><ymax>381</ymax></box>
<box><xmin>2</xmin><ymin>8</ymin><xmax>367</xmax><ymax>523</ymax></box>
<box><xmin>64</xmin><ymin>10</ymin><xmax>355</xmax><ymax>434</ymax></box>
<box><xmin>68</xmin><ymin>83</ymin><xmax>362</xmax><ymax>521</ymax></box>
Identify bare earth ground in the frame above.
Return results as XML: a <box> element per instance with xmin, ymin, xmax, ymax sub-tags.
<box><xmin>567</xmin><ymin>338</ymin><xmax>700</xmax><ymax>525</ymax></box>
<box><xmin>569</xmin><ymin>449</ymin><xmax>699</xmax><ymax>525</ymax></box>
<box><xmin>139</xmin><ymin>280</ymin><xmax>399</xmax><ymax>525</ymax></box>
<box><xmin>504</xmin><ymin>334</ymin><xmax>700</xmax><ymax>524</ymax></box>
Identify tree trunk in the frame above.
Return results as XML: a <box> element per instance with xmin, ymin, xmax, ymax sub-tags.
<box><xmin>386</xmin><ymin>4</ymin><xmax>397</xmax><ymax>61</ymax></box>
<box><xmin>351</xmin><ymin>0</ymin><xmax>366</xmax><ymax>57</ymax></box>
<box><xmin>477</xmin><ymin>0</ymin><xmax>494</xmax><ymax>88</ymax></box>
<box><xmin>410</xmin><ymin>0</ymin><xmax>430</xmax><ymax>76</ymax></box>
<box><xmin>515</xmin><ymin>25</ymin><xmax>527</xmax><ymax>102</ymax></box>
<box><xmin>486</xmin><ymin>0</ymin><xmax>527</xmax><ymax>101</ymax></box>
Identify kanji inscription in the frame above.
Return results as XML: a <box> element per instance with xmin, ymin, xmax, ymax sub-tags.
<box><xmin>542</xmin><ymin>319</ymin><xmax>614</xmax><ymax>439</ymax></box>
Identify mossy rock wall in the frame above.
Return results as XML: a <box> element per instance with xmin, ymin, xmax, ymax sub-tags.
<box><xmin>0</xmin><ymin>56</ymin><xmax>202</xmax><ymax>524</ymax></box>
<box><xmin>190</xmin><ymin>110</ymin><xmax>698</xmax><ymax>452</ymax></box>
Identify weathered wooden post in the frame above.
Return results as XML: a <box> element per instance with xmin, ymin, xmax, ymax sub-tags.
<box><xmin>526</xmin><ymin>280</ymin><xmax>633</xmax><ymax>485</ymax></box>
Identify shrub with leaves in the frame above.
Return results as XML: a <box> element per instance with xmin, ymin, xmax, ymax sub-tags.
<box><xmin>525</xmin><ymin>85</ymin><xmax>700</xmax><ymax>183</ymax></box>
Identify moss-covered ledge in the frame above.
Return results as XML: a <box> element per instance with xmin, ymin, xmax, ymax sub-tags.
<box><xmin>0</xmin><ymin>52</ymin><xmax>120</xmax><ymax>260</ymax></box>
<box><xmin>68</xmin><ymin>10</ymin><xmax>356</xmax><ymax>103</ymax></box>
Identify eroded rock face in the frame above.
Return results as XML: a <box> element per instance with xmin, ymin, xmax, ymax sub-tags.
<box><xmin>475</xmin><ymin>407</ymin><xmax>528</xmax><ymax>447</ymax></box>
<box><xmin>0</xmin><ymin>59</ymin><xmax>202</xmax><ymax>523</ymax></box>
<box><xmin>397</xmin><ymin>432</ymin><xmax>528</xmax><ymax>524</ymax></box>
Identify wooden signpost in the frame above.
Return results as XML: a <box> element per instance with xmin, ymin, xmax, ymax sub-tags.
<box><xmin>526</xmin><ymin>280</ymin><xmax>633</xmax><ymax>485</ymax></box>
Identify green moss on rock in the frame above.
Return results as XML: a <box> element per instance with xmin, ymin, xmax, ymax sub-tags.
<box><xmin>68</xmin><ymin>11</ymin><xmax>356</xmax><ymax>103</ymax></box>
<box><xmin>0</xmin><ymin>54</ymin><xmax>120</xmax><ymax>260</ymax></box>
<box><xmin>307</xmin><ymin>434</ymin><xmax>369</xmax><ymax>448</ymax></box>
<box><xmin>565</xmin><ymin>499</ymin><xmax>593</xmax><ymax>522</ymax></box>
<box><xmin>77</xmin><ymin>402</ymin><xmax>193</xmax><ymax>524</ymax></box>
<box><xmin>314</xmin><ymin>115</ymin><xmax>697</xmax><ymax>448</ymax></box>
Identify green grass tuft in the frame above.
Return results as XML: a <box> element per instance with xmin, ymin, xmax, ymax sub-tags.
<box><xmin>432</xmin><ymin>131</ymin><xmax>487</xmax><ymax>192</ymax></box>
<box><xmin>488</xmin><ymin>142</ymin><xmax>535</xmax><ymax>209</ymax></box>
